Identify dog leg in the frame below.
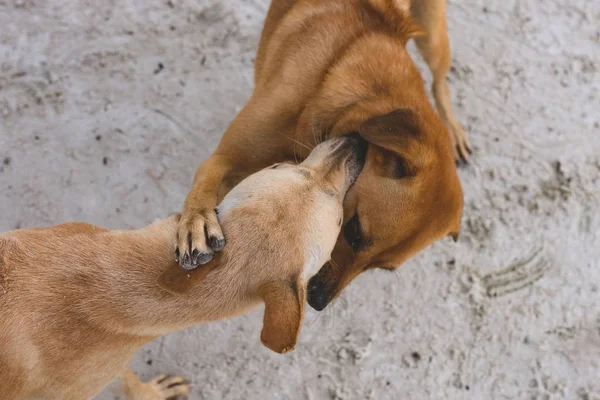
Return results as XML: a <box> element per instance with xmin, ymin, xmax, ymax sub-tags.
<box><xmin>177</xmin><ymin>95</ymin><xmax>292</xmax><ymax>270</ymax></box>
<box><xmin>411</xmin><ymin>0</ymin><xmax>471</xmax><ymax>162</ymax></box>
<box><xmin>176</xmin><ymin>153</ymin><xmax>232</xmax><ymax>270</ymax></box>
<box><xmin>121</xmin><ymin>369</ymin><xmax>190</xmax><ymax>400</ymax></box>
<box><xmin>255</xmin><ymin>0</ymin><xmax>296</xmax><ymax>83</ymax></box>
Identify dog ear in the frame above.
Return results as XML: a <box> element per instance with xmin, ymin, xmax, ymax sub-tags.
<box><xmin>358</xmin><ymin>108</ymin><xmax>422</xmax><ymax>149</ymax></box>
<box><xmin>259</xmin><ymin>279</ymin><xmax>305</xmax><ymax>354</ymax></box>
<box><xmin>157</xmin><ymin>262</ymin><xmax>214</xmax><ymax>295</ymax></box>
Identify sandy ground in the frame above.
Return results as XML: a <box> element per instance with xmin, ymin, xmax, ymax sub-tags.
<box><xmin>1</xmin><ymin>0</ymin><xmax>599</xmax><ymax>399</ymax></box>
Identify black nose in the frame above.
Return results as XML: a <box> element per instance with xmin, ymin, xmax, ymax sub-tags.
<box><xmin>307</xmin><ymin>276</ymin><xmax>331</xmax><ymax>311</ymax></box>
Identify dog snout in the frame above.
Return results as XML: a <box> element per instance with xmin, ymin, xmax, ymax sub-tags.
<box><xmin>302</xmin><ymin>135</ymin><xmax>367</xmax><ymax>187</ymax></box>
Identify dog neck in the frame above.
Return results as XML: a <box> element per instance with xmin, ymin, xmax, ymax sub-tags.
<box><xmin>85</xmin><ymin>217</ymin><xmax>260</xmax><ymax>339</ymax></box>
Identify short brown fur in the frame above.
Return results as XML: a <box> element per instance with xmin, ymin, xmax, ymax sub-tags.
<box><xmin>0</xmin><ymin>137</ymin><xmax>360</xmax><ymax>399</ymax></box>
<box><xmin>177</xmin><ymin>0</ymin><xmax>466</xmax><ymax>309</ymax></box>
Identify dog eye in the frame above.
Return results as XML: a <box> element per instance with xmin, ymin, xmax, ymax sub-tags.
<box><xmin>392</xmin><ymin>156</ymin><xmax>413</xmax><ymax>178</ymax></box>
<box><xmin>343</xmin><ymin>214</ymin><xmax>363</xmax><ymax>251</ymax></box>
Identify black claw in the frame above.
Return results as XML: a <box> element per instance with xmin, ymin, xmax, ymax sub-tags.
<box><xmin>180</xmin><ymin>252</ymin><xmax>195</xmax><ymax>270</ymax></box>
<box><xmin>210</xmin><ymin>236</ymin><xmax>226</xmax><ymax>252</ymax></box>
<box><xmin>189</xmin><ymin>248</ymin><xmax>213</xmax><ymax>266</ymax></box>
<box><xmin>455</xmin><ymin>146</ymin><xmax>470</xmax><ymax>166</ymax></box>
<box><xmin>456</xmin><ymin>158</ymin><xmax>469</xmax><ymax>168</ymax></box>
<box><xmin>196</xmin><ymin>251</ymin><xmax>214</xmax><ymax>265</ymax></box>
<box><xmin>175</xmin><ymin>248</ymin><xmax>180</xmax><ymax>262</ymax></box>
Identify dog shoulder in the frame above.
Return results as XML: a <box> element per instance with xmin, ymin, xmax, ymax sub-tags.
<box><xmin>0</xmin><ymin>235</ymin><xmax>23</xmax><ymax>296</ymax></box>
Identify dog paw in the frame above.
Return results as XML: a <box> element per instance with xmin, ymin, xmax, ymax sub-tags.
<box><xmin>175</xmin><ymin>208</ymin><xmax>225</xmax><ymax>270</ymax></box>
<box><xmin>135</xmin><ymin>374</ymin><xmax>190</xmax><ymax>400</ymax></box>
<box><xmin>448</xmin><ymin>121</ymin><xmax>472</xmax><ymax>164</ymax></box>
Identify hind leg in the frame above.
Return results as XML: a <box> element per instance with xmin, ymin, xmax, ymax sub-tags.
<box><xmin>411</xmin><ymin>0</ymin><xmax>471</xmax><ymax>162</ymax></box>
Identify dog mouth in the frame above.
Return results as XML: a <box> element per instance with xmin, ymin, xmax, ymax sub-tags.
<box><xmin>340</xmin><ymin>133</ymin><xmax>368</xmax><ymax>186</ymax></box>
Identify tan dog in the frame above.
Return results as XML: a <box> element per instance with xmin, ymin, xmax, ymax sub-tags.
<box><xmin>175</xmin><ymin>0</ymin><xmax>465</xmax><ymax>311</ymax></box>
<box><xmin>0</xmin><ymin>136</ymin><xmax>365</xmax><ymax>399</ymax></box>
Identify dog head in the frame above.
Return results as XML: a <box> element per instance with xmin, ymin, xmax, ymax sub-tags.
<box><xmin>159</xmin><ymin>136</ymin><xmax>366</xmax><ymax>353</ymax></box>
<box><xmin>292</xmin><ymin>29</ymin><xmax>463</xmax><ymax>310</ymax></box>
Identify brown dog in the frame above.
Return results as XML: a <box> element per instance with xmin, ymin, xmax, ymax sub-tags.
<box><xmin>0</xmin><ymin>137</ymin><xmax>365</xmax><ymax>399</ymax></box>
<box><xmin>175</xmin><ymin>0</ymin><xmax>465</xmax><ymax>311</ymax></box>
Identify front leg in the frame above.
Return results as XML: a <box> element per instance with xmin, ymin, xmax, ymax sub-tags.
<box><xmin>121</xmin><ymin>369</ymin><xmax>190</xmax><ymax>400</ymax></box>
<box><xmin>411</xmin><ymin>0</ymin><xmax>472</xmax><ymax>162</ymax></box>
<box><xmin>176</xmin><ymin>153</ymin><xmax>231</xmax><ymax>270</ymax></box>
<box><xmin>176</xmin><ymin>95</ymin><xmax>292</xmax><ymax>270</ymax></box>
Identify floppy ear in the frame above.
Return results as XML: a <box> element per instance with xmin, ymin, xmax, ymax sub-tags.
<box><xmin>259</xmin><ymin>279</ymin><xmax>305</xmax><ymax>354</ymax></box>
<box><xmin>157</xmin><ymin>261</ymin><xmax>215</xmax><ymax>295</ymax></box>
<box><xmin>358</xmin><ymin>108</ymin><xmax>422</xmax><ymax>149</ymax></box>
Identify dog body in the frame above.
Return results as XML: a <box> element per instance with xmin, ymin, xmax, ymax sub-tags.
<box><xmin>0</xmin><ymin>137</ymin><xmax>364</xmax><ymax>399</ymax></box>
<box><xmin>176</xmin><ymin>0</ymin><xmax>465</xmax><ymax>310</ymax></box>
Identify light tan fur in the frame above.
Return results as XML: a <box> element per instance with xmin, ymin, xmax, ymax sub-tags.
<box><xmin>0</xmin><ymin>138</ymin><xmax>363</xmax><ymax>399</ymax></box>
<box><xmin>175</xmin><ymin>0</ymin><xmax>465</xmax><ymax>310</ymax></box>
